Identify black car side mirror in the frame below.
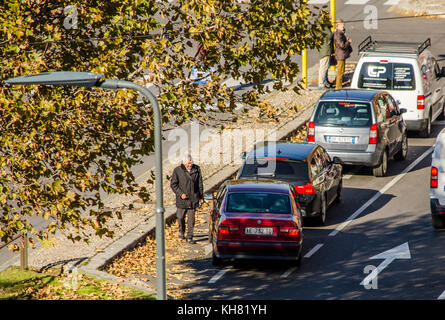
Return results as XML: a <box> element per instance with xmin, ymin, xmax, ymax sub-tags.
<box><xmin>332</xmin><ymin>156</ymin><xmax>342</xmax><ymax>165</ymax></box>
<box><xmin>399</xmin><ymin>108</ymin><xmax>407</xmax><ymax>114</ymax></box>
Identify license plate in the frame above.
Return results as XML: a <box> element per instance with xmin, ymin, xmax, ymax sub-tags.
<box><xmin>244</xmin><ymin>227</ymin><xmax>274</xmax><ymax>236</ymax></box>
<box><xmin>327</xmin><ymin>136</ymin><xmax>357</xmax><ymax>144</ymax></box>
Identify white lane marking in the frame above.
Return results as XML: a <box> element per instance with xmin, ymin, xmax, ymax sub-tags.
<box><xmin>345</xmin><ymin>0</ymin><xmax>370</xmax><ymax>5</ymax></box>
<box><xmin>329</xmin><ymin>146</ymin><xmax>435</xmax><ymax>237</ymax></box>
<box><xmin>360</xmin><ymin>242</ymin><xmax>411</xmax><ymax>287</ymax></box>
<box><xmin>308</xmin><ymin>0</ymin><xmax>330</xmax><ymax>4</ymax></box>
<box><xmin>208</xmin><ymin>267</ymin><xmax>231</xmax><ymax>284</ymax></box>
<box><xmin>281</xmin><ymin>267</ymin><xmax>298</xmax><ymax>279</ymax></box>
<box><xmin>304</xmin><ymin>243</ymin><xmax>324</xmax><ymax>258</ymax></box>
<box><xmin>383</xmin><ymin>0</ymin><xmax>401</xmax><ymax>5</ymax></box>
<box><xmin>438</xmin><ymin>289</ymin><xmax>445</xmax><ymax>300</ymax></box>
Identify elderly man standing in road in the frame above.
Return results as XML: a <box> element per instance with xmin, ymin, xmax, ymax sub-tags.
<box><xmin>170</xmin><ymin>154</ymin><xmax>203</xmax><ymax>244</ymax></box>
<box><xmin>334</xmin><ymin>18</ymin><xmax>352</xmax><ymax>89</ymax></box>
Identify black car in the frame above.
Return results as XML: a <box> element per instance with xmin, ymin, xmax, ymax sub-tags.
<box><xmin>237</xmin><ymin>142</ymin><xmax>342</xmax><ymax>225</ymax></box>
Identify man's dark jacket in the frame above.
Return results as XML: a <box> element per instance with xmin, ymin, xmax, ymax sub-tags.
<box><xmin>170</xmin><ymin>164</ymin><xmax>203</xmax><ymax>209</ymax></box>
<box><xmin>333</xmin><ymin>29</ymin><xmax>352</xmax><ymax>61</ymax></box>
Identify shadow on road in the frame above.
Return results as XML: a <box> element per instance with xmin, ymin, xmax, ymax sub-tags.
<box><xmin>183</xmin><ymin>211</ymin><xmax>445</xmax><ymax>300</ymax></box>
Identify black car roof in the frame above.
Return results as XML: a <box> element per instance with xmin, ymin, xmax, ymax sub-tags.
<box><xmin>246</xmin><ymin>142</ymin><xmax>316</xmax><ymax>162</ymax></box>
<box><xmin>319</xmin><ymin>89</ymin><xmax>380</xmax><ymax>102</ymax></box>
<box><xmin>224</xmin><ymin>179</ymin><xmax>291</xmax><ymax>194</ymax></box>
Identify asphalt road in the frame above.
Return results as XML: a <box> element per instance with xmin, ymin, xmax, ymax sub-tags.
<box><xmin>180</xmin><ymin>0</ymin><xmax>445</xmax><ymax>300</ymax></box>
<box><xmin>185</xmin><ymin>121</ymin><xmax>445</xmax><ymax>301</ymax></box>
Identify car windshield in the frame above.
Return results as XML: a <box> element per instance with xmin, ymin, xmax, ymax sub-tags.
<box><xmin>357</xmin><ymin>62</ymin><xmax>415</xmax><ymax>90</ymax></box>
<box><xmin>313</xmin><ymin>101</ymin><xmax>373</xmax><ymax>127</ymax></box>
<box><xmin>226</xmin><ymin>192</ymin><xmax>291</xmax><ymax>214</ymax></box>
<box><xmin>239</xmin><ymin>159</ymin><xmax>308</xmax><ymax>180</ymax></box>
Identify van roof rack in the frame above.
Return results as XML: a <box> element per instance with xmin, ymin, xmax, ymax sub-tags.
<box><xmin>358</xmin><ymin>36</ymin><xmax>431</xmax><ymax>56</ymax></box>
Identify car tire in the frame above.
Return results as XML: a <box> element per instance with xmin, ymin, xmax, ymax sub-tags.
<box><xmin>295</xmin><ymin>249</ymin><xmax>303</xmax><ymax>267</ymax></box>
<box><xmin>394</xmin><ymin>134</ymin><xmax>408</xmax><ymax>161</ymax></box>
<box><xmin>373</xmin><ymin>149</ymin><xmax>388</xmax><ymax>177</ymax></box>
<box><xmin>334</xmin><ymin>179</ymin><xmax>343</xmax><ymax>204</ymax></box>
<box><xmin>212</xmin><ymin>252</ymin><xmax>224</xmax><ymax>266</ymax></box>
<box><xmin>432</xmin><ymin>215</ymin><xmax>445</xmax><ymax>230</ymax></box>
<box><xmin>316</xmin><ymin>194</ymin><xmax>327</xmax><ymax>225</ymax></box>
<box><xmin>419</xmin><ymin>112</ymin><xmax>431</xmax><ymax>138</ymax></box>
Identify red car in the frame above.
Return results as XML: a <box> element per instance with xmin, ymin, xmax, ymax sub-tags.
<box><xmin>207</xmin><ymin>180</ymin><xmax>304</xmax><ymax>266</ymax></box>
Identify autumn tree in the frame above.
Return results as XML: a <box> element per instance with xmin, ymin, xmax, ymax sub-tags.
<box><xmin>0</xmin><ymin>0</ymin><xmax>329</xmax><ymax>246</ymax></box>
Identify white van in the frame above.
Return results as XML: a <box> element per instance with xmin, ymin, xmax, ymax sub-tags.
<box><xmin>351</xmin><ymin>37</ymin><xmax>445</xmax><ymax>137</ymax></box>
<box><xmin>430</xmin><ymin>128</ymin><xmax>445</xmax><ymax>229</ymax></box>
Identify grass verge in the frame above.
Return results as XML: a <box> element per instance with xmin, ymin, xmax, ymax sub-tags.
<box><xmin>0</xmin><ymin>266</ymin><xmax>155</xmax><ymax>300</ymax></box>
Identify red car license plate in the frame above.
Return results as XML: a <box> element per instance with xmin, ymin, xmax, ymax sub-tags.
<box><xmin>244</xmin><ymin>227</ymin><xmax>273</xmax><ymax>236</ymax></box>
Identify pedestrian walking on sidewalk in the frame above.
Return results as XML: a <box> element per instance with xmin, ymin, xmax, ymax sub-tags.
<box><xmin>170</xmin><ymin>154</ymin><xmax>203</xmax><ymax>244</ymax></box>
<box><xmin>318</xmin><ymin>10</ymin><xmax>334</xmax><ymax>89</ymax></box>
<box><xmin>333</xmin><ymin>18</ymin><xmax>353</xmax><ymax>89</ymax></box>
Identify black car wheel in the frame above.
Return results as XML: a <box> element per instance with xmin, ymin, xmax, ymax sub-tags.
<box><xmin>212</xmin><ymin>251</ymin><xmax>224</xmax><ymax>266</ymax></box>
<box><xmin>373</xmin><ymin>149</ymin><xmax>388</xmax><ymax>177</ymax></box>
<box><xmin>432</xmin><ymin>215</ymin><xmax>445</xmax><ymax>230</ymax></box>
<box><xmin>316</xmin><ymin>194</ymin><xmax>327</xmax><ymax>225</ymax></box>
<box><xmin>295</xmin><ymin>249</ymin><xmax>303</xmax><ymax>267</ymax></box>
<box><xmin>334</xmin><ymin>179</ymin><xmax>343</xmax><ymax>204</ymax></box>
<box><xmin>394</xmin><ymin>134</ymin><xmax>408</xmax><ymax>161</ymax></box>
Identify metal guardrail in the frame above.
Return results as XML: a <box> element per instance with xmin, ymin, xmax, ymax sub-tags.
<box><xmin>0</xmin><ymin>233</ymin><xmax>28</xmax><ymax>270</ymax></box>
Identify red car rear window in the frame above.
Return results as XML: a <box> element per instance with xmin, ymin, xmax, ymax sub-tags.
<box><xmin>226</xmin><ymin>192</ymin><xmax>291</xmax><ymax>214</ymax></box>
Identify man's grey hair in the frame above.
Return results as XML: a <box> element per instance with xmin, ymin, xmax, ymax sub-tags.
<box><xmin>181</xmin><ymin>153</ymin><xmax>193</xmax><ymax>163</ymax></box>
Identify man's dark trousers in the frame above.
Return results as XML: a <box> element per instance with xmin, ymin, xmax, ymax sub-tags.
<box><xmin>176</xmin><ymin>208</ymin><xmax>195</xmax><ymax>239</ymax></box>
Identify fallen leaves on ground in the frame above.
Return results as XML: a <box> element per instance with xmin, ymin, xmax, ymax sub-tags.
<box><xmin>104</xmin><ymin>204</ymin><xmax>211</xmax><ymax>299</ymax></box>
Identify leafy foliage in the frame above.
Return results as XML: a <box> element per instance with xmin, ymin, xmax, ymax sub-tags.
<box><xmin>0</xmin><ymin>0</ymin><xmax>329</xmax><ymax>245</ymax></box>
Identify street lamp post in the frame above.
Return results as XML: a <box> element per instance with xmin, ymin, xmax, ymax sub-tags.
<box><xmin>5</xmin><ymin>72</ymin><xmax>166</xmax><ymax>300</ymax></box>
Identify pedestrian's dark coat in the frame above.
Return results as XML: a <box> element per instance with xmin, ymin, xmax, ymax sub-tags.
<box><xmin>170</xmin><ymin>164</ymin><xmax>203</xmax><ymax>209</ymax></box>
<box><xmin>333</xmin><ymin>29</ymin><xmax>352</xmax><ymax>61</ymax></box>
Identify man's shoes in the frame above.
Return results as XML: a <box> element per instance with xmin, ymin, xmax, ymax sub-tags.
<box><xmin>324</xmin><ymin>82</ymin><xmax>334</xmax><ymax>89</ymax></box>
<box><xmin>179</xmin><ymin>233</ymin><xmax>185</xmax><ymax>240</ymax></box>
<box><xmin>186</xmin><ymin>238</ymin><xmax>196</xmax><ymax>244</ymax></box>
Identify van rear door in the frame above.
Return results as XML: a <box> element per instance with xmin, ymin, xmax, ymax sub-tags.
<box><xmin>354</xmin><ymin>61</ymin><xmax>420</xmax><ymax>121</ymax></box>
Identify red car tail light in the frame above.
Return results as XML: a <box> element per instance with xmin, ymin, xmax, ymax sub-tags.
<box><xmin>217</xmin><ymin>223</ymin><xmax>239</xmax><ymax>239</ymax></box>
<box><xmin>369</xmin><ymin>123</ymin><xmax>378</xmax><ymax>144</ymax></box>
<box><xmin>278</xmin><ymin>227</ymin><xmax>301</xmax><ymax>240</ymax></box>
<box><xmin>295</xmin><ymin>183</ymin><xmax>315</xmax><ymax>195</ymax></box>
<box><xmin>431</xmin><ymin>166</ymin><xmax>438</xmax><ymax>188</ymax></box>
<box><xmin>307</xmin><ymin>121</ymin><xmax>315</xmax><ymax>143</ymax></box>
<box><xmin>417</xmin><ymin>95</ymin><xmax>425</xmax><ymax>110</ymax></box>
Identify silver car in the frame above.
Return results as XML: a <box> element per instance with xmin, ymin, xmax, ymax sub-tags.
<box><xmin>307</xmin><ymin>89</ymin><xmax>408</xmax><ymax>177</ymax></box>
